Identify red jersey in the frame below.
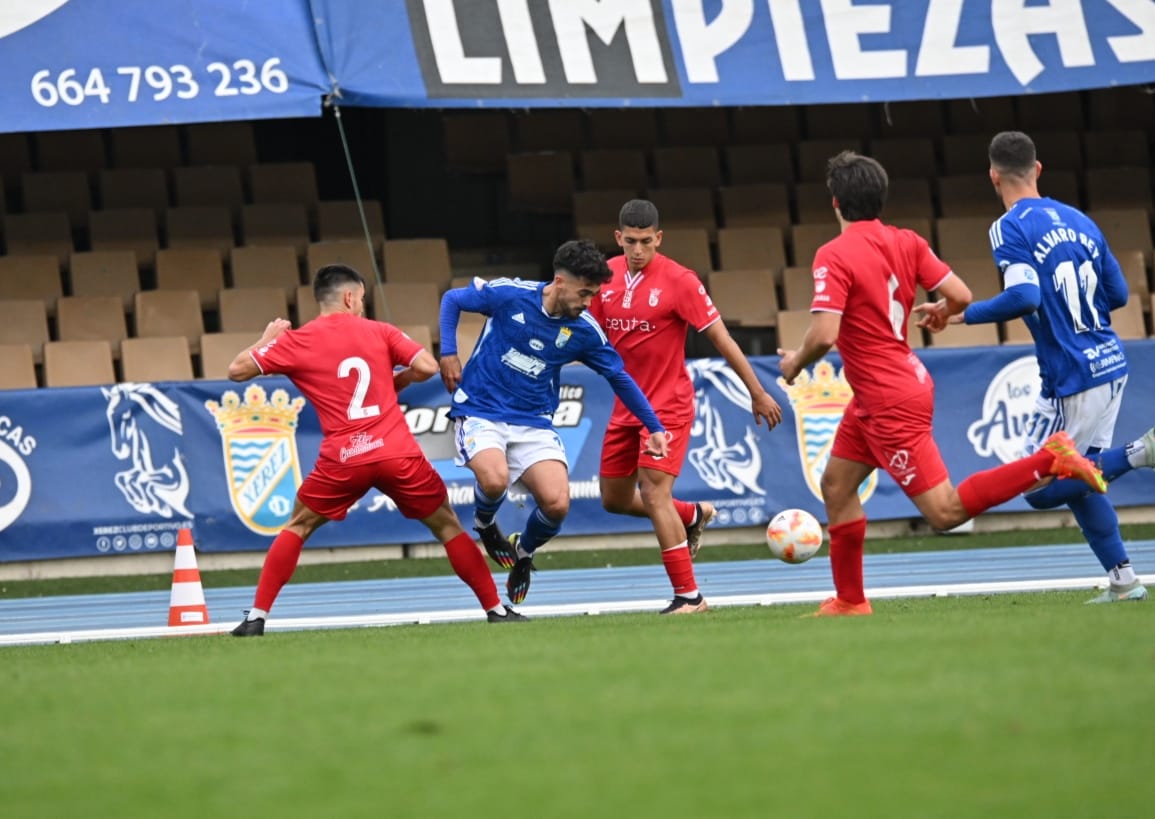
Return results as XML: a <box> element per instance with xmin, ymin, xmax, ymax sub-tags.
<box><xmin>251</xmin><ymin>312</ymin><xmax>424</xmax><ymax>464</ymax></box>
<box><xmin>591</xmin><ymin>252</ymin><xmax>719</xmax><ymax>426</ymax></box>
<box><xmin>811</xmin><ymin>220</ymin><xmax>952</xmax><ymax>414</ymax></box>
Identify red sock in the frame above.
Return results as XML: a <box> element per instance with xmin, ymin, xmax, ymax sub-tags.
<box><xmin>443</xmin><ymin>532</ymin><xmax>501</xmax><ymax>611</ymax></box>
<box><xmin>828</xmin><ymin>517</ymin><xmax>867</xmax><ymax>604</ymax></box>
<box><xmin>957</xmin><ymin>449</ymin><xmax>1053</xmax><ymax>518</ymax></box>
<box><xmin>673</xmin><ymin>499</ymin><xmax>697</xmax><ymax>527</ymax></box>
<box><xmin>253</xmin><ymin>530</ymin><xmax>304</xmax><ymax>612</ymax></box>
<box><xmin>661</xmin><ymin>543</ymin><xmax>699</xmax><ymax>597</ymax></box>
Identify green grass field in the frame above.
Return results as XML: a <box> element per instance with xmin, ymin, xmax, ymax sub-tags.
<box><xmin>2</xmin><ymin>592</ymin><xmax>1153</xmax><ymax>818</ymax></box>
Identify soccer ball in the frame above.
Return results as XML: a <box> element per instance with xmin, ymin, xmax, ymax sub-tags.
<box><xmin>765</xmin><ymin>508</ymin><xmax>824</xmax><ymax>564</ymax></box>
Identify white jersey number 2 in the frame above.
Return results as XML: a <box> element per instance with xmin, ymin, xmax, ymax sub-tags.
<box><xmin>338</xmin><ymin>356</ymin><xmax>381</xmax><ymax>420</ymax></box>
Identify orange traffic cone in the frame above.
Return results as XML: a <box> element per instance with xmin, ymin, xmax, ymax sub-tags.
<box><xmin>168</xmin><ymin>528</ymin><xmax>210</xmax><ymax>626</ymax></box>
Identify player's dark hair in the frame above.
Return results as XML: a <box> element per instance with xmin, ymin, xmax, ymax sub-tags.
<box><xmin>826</xmin><ymin>150</ymin><xmax>888</xmax><ymax>221</ymax></box>
<box><xmin>313</xmin><ymin>264</ymin><xmax>365</xmax><ymax>305</ymax></box>
<box><xmin>619</xmin><ymin>199</ymin><xmax>660</xmax><ymax>230</ymax></box>
<box><xmin>989</xmin><ymin>130</ymin><xmax>1037</xmax><ymax>180</ymax></box>
<box><xmin>553</xmin><ymin>239</ymin><xmax>613</xmax><ymax>285</ymax></box>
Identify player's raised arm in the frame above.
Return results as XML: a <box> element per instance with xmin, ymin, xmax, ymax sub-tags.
<box><xmin>227</xmin><ymin>318</ymin><xmax>291</xmax><ymax>381</ymax></box>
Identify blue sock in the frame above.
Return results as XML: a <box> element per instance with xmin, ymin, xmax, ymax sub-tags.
<box><xmin>1092</xmin><ymin>445</ymin><xmax>1133</xmax><ymax>483</ymax></box>
<box><xmin>474</xmin><ymin>483</ymin><xmax>506</xmax><ymax>527</ymax></box>
<box><xmin>1025</xmin><ymin>478</ymin><xmax>1092</xmax><ymax>509</ymax></box>
<box><xmin>519</xmin><ymin>506</ymin><xmax>563</xmax><ymax>555</ymax></box>
<box><xmin>1069</xmin><ymin>492</ymin><xmax>1128</xmax><ymax>572</ymax></box>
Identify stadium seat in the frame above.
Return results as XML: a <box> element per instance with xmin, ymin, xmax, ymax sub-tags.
<box><xmin>35</xmin><ymin>130</ymin><xmax>106</xmax><ymax>173</ymax></box>
<box><xmin>172</xmin><ymin>166</ymin><xmax>245</xmax><ymax>221</ymax></box>
<box><xmin>241</xmin><ymin>203</ymin><xmax>311</xmax><ymax>258</ymax></box>
<box><xmin>373</xmin><ymin>282</ymin><xmax>443</xmax><ymax>340</ymax></box>
<box><xmin>884</xmin><ymin>178</ymin><xmax>935</xmax><ymax>220</ymax></box>
<box><xmin>295</xmin><ymin>284</ymin><xmax>319</xmax><ymax>324</ymax></box>
<box><xmin>396</xmin><ymin>323</ymin><xmax>434</xmax><ymax>353</ymax></box>
<box><xmin>937</xmin><ymin>175</ymin><xmax>1002</xmax><ymax>218</ymax></box>
<box><xmin>199</xmin><ymin>332</ymin><xmax>257</xmax><ymax>380</ymax></box>
<box><xmin>804</xmin><ymin>103</ymin><xmax>872</xmax><ymax>140</ymax></box>
<box><xmin>660</xmin><ymin>107</ymin><xmax>730</xmax><ymax>146</ymax></box>
<box><xmin>935</xmin><ymin>216</ymin><xmax>996</xmax><ymax>260</ymax></box>
<box><xmin>110</xmin><ymin>125</ymin><xmax>183</xmax><ymax>169</ymax></box>
<box><xmin>134</xmin><ymin>289</ymin><xmax>205</xmax><ymax>354</ymax></box>
<box><xmin>706</xmin><ymin>269</ymin><xmax>778</xmax><ymax>327</ymax></box>
<box><xmin>941</xmin><ymin>133</ymin><xmax>994</xmax><ymax>176</ymax></box>
<box><xmin>646</xmin><ymin>188</ymin><xmax>717</xmax><ymax>237</ymax></box>
<box><xmin>1031</xmin><ymin>131</ymin><xmax>1083</xmax><ymax>172</ymax></box>
<box><xmin>218</xmin><ymin>287</ymin><xmax>290</xmax><ymax>334</ymax></box>
<box><xmin>512</xmin><ymin>110</ymin><xmax>586</xmax><ymax>152</ymax></box>
<box><xmin>1037</xmin><ymin>170</ymin><xmax>1081</xmax><ymax>210</ymax></box>
<box><xmin>1087</xmin><ymin>208</ymin><xmax>1153</xmax><ymax>266</ymax></box>
<box><xmin>454</xmin><ymin>313</ymin><xmax>489</xmax><ymax>363</ymax></box>
<box><xmin>652</xmin><ymin>146</ymin><xmax>722</xmax><ymax>188</ymax></box>
<box><xmin>946</xmin><ymin>96</ymin><xmax>1016</xmax><ymax>134</ymax></box>
<box><xmin>797</xmin><ymin>138</ymin><xmax>865</xmax><ymax>182</ymax></box>
<box><xmin>89</xmin><ymin>208</ymin><xmax>160</xmax><ymax>268</ymax></box>
<box><xmin>506</xmin><ymin>152</ymin><xmax>575</xmax><ymax>214</ymax></box>
<box><xmin>723</xmin><ymin>144</ymin><xmax>795</xmax><ymax>185</ymax></box>
<box><xmin>717</xmin><ymin>183</ymin><xmax>792</xmax><ymax>231</ymax></box>
<box><xmin>789</xmin><ymin>222</ymin><xmax>839</xmax><ymax>267</ymax></box>
<box><xmin>731</xmin><ymin>106</ymin><xmax>800</xmax><ymax>144</ymax></box>
<box><xmin>44</xmin><ymin>340</ymin><xmax>116</xmax><ymax>388</ymax></box>
<box><xmin>56</xmin><ymin>296</ymin><xmax>129</xmax><ymax>358</ymax></box>
<box><xmin>1112</xmin><ymin>295</ymin><xmax>1148</xmax><ymax>340</ymax></box>
<box><xmin>716</xmin><ymin>226</ymin><xmax>787</xmax><ymax>273</ymax></box>
<box><xmin>945</xmin><ymin>258</ymin><xmax>1002</xmax><ymax>301</ymax></box>
<box><xmin>248</xmin><ymin>162</ymin><xmax>320</xmax><ymax>213</ymax></box>
<box><xmin>120</xmin><ymin>335</ymin><xmax>194</xmax><ymax>382</ymax></box>
<box><xmin>573</xmin><ymin>189</ymin><xmax>637</xmax><ymax>250</ymax></box>
<box><xmin>588</xmin><ymin>109</ymin><xmax>659</xmax><ymax>150</ymax></box>
<box><xmin>580</xmin><ymin>150</ymin><xmax>649</xmax><ymax>192</ymax></box>
<box><xmin>307</xmin><ymin>240</ymin><xmax>381</xmax><ymax>283</ymax></box>
<box><xmin>0</xmin><ymin>343</ymin><xmax>38</xmax><ymax>390</ymax></box>
<box><xmin>0</xmin><ymin>133</ymin><xmax>33</xmax><ymax>191</ymax></box>
<box><xmin>652</xmin><ymin>228</ymin><xmax>713</xmax><ymax>277</ymax></box>
<box><xmin>155</xmin><ymin>248</ymin><xmax>225</xmax><ymax>310</ymax></box>
<box><xmin>1083</xmin><ymin>130</ymin><xmax>1150</xmax><ymax>169</ymax></box>
<box><xmin>1084</xmin><ymin>167</ymin><xmax>1153</xmax><ymax>214</ymax></box>
<box><xmin>2</xmin><ymin>212</ymin><xmax>73</xmax><ymax>270</ymax></box>
<box><xmin>442</xmin><ymin>112</ymin><xmax>511</xmax><ymax>174</ymax></box>
<box><xmin>794</xmin><ymin>181</ymin><xmax>836</xmax><ymax>223</ymax></box>
<box><xmin>876</xmin><ymin>99</ymin><xmax>946</xmax><ymax>137</ymax></box>
<box><xmin>0</xmin><ymin>255</ymin><xmax>63</xmax><ymax>315</ymax></box>
<box><xmin>1087</xmin><ymin>87</ymin><xmax>1155</xmax><ymax>131</ymax></box>
<box><xmin>185</xmin><ymin>121</ymin><xmax>257</xmax><ymax>167</ymax></box>
<box><xmin>69</xmin><ymin>251</ymin><xmax>141</xmax><ymax>312</ymax></box>
<box><xmin>1116</xmin><ymin>249</ymin><xmax>1151</xmax><ymax>305</ymax></box>
<box><xmin>888</xmin><ymin>216</ymin><xmax>934</xmax><ymax>245</ymax></box>
<box><xmin>164</xmin><ymin>206</ymin><xmax>235</xmax><ymax>260</ymax></box>
<box><xmin>229</xmin><ymin>245</ymin><xmax>302</xmax><ymax>304</ymax></box>
<box><xmin>781</xmin><ymin>266</ymin><xmax>815</xmax><ymax>310</ymax></box>
<box><xmin>868</xmin><ymin>138</ymin><xmax>938</xmax><ymax>179</ymax></box>
<box><xmin>21</xmin><ymin>171</ymin><xmax>92</xmax><ymax>230</ymax></box>
<box><xmin>775</xmin><ymin>309</ymin><xmax>814</xmax><ymax>350</ymax></box>
<box><xmin>382</xmin><ymin>238</ymin><xmax>452</xmax><ymax>286</ymax></box>
<box><xmin>316</xmin><ymin>200</ymin><xmax>387</xmax><ymax>251</ymax></box>
<box><xmin>1017</xmin><ymin>91</ymin><xmax>1085</xmax><ymax>132</ymax></box>
<box><xmin>0</xmin><ymin>299</ymin><xmax>50</xmax><ymax>363</ymax></box>
<box><xmin>1002</xmin><ymin>317</ymin><xmax>1034</xmax><ymax>345</ymax></box>
<box><xmin>99</xmin><ymin>168</ymin><xmax>170</xmax><ymax>216</ymax></box>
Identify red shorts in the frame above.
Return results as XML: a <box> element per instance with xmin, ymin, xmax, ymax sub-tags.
<box><xmin>298</xmin><ymin>455</ymin><xmax>447</xmax><ymax>521</ymax></box>
<box><xmin>830</xmin><ymin>392</ymin><xmax>948</xmax><ymax>497</ymax></box>
<box><xmin>600</xmin><ymin>421</ymin><xmax>692</xmax><ymax>478</ymax></box>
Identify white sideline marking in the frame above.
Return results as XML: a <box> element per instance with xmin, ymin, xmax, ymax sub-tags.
<box><xmin>0</xmin><ymin>576</ymin><xmax>1112</xmax><ymax>647</ymax></box>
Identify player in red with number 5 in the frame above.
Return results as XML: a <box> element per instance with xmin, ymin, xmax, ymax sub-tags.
<box><xmin>777</xmin><ymin>152</ymin><xmax>1108</xmax><ymax>617</ymax></box>
<box><xmin>228</xmin><ymin>264</ymin><xmax>526</xmax><ymax>636</ymax></box>
<box><xmin>590</xmin><ymin>200</ymin><xmax>783</xmax><ymax>615</ymax></box>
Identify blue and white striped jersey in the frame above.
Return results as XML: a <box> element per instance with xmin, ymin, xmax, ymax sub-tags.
<box><xmin>990</xmin><ymin>197</ymin><xmax>1129</xmax><ymax>398</ymax></box>
<box><xmin>440</xmin><ymin>278</ymin><xmax>661</xmax><ymax>431</ymax></box>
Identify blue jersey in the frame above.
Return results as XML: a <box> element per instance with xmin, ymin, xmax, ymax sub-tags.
<box><xmin>439</xmin><ymin>278</ymin><xmax>663</xmax><ymax>432</ymax></box>
<box><xmin>989</xmin><ymin>197</ymin><xmax>1129</xmax><ymax>398</ymax></box>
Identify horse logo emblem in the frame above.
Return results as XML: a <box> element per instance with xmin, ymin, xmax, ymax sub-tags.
<box><xmin>687</xmin><ymin>360</ymin><xmax>765</xmax><ymax>497</ymax></box>
<box><xmin>205</xmin><ymin>385</ymin><xmax>305</xmax><ymax>535</ymax></box>
<box><xmin>102</xmin><ymin>383</ymin><xmax>193</xmax><ymax>519</ymax></box>
<box><xmin>777</xmin><ymin>361</ymin><xmax>877</xmax><ymax>503</ymax></box>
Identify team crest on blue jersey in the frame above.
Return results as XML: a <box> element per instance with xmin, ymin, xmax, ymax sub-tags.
<box><xmin>205</xmin><ymin>385</ymin><xmax>305</xmax><ymax>535</ymax></box>
<box><xmin>777</xmin><ymin>362</ymin><xmax>877</xmax><ymax>503</ymax></box>
<box><xmin>555</xmin><ymin>326</ymin><xmax>572</xmax><ymax>348</ymax></box>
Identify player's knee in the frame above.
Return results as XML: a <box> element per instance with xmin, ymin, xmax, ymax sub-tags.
<box><xmin>923</xmin><ymin>502</ymin><xmax>967</xmax><ymax>533</ymax></box>
<box><xmin>475</xmin><ymin>472</ymin><xmax>508</xmax><ymax>499</ymax></box>
<box><xmin>601</xmin><ymin>494</ymin><xmax>630</xmax><ymax>515</ymax></box>
<box><xmin>539</xmin><ymin>495</ymin><xmax>569</xmax><ymax>521</ymax></box>
<box><xmin>637</xmin><ymin>481</ymin><xmax>672</xmax><ymax>513</ymax></box>
<box><xmin>819</xmin><ymin>470</ymin><xmax>855</xmax><ymax>504</ymax></box>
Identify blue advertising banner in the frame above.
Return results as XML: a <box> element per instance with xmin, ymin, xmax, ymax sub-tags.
<box><xmin>0</xmin><ymin>0</ymin><xmax>328</xmax><ymax>133</ymax></box>
<box><xmin>2</xmin><ymin>2</ymin><xmax>1154</xmax><ymax>132</ymax></box>
<box><xmin>1</xmin><ymin>342</ymin><xmax>1153</xmax><ymax>562</ymax></box>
